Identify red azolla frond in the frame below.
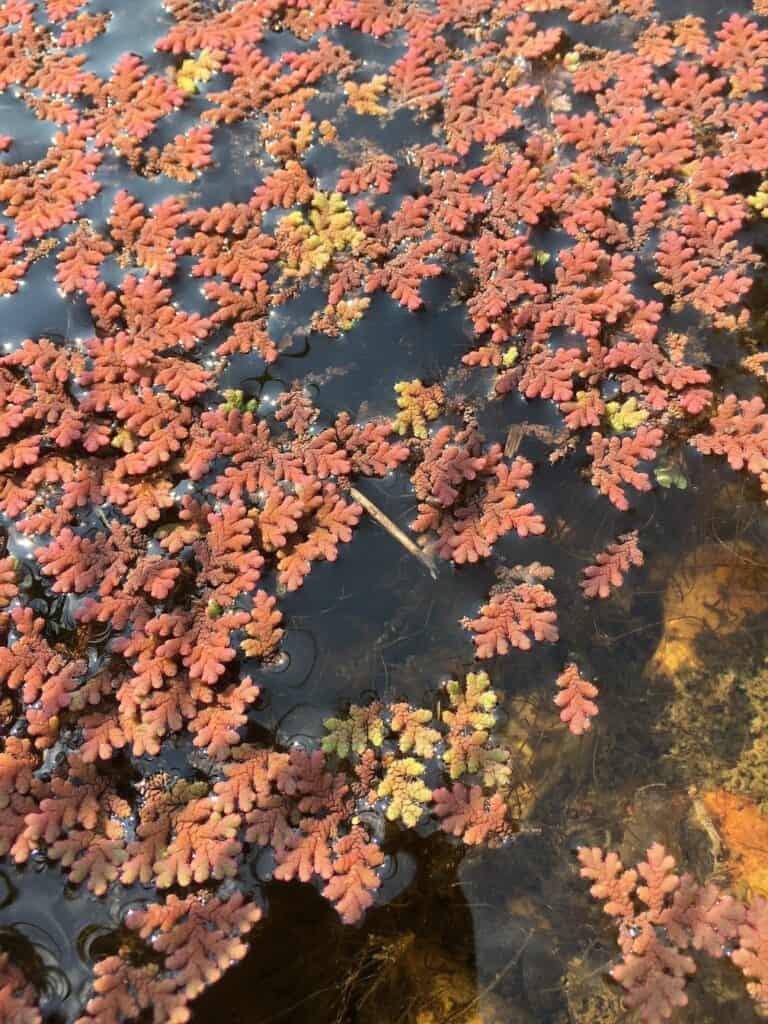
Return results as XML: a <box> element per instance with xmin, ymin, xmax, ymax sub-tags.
<box><xmin>732</xmin><ymin>898</ymin><xmax>768</xmax><ymax>1015</ymax></box>
<box><xmin>0</xmin><ymin>607</ymin><xmax>86</xmax><ymax>740</ymax></box>
<box><xmin>427</xmin><ymin>169</ymin><xmax>485</xmax><ymax>234</ymax></box>
<box><xmin>520</xmin><ymin>347</ymin><xmax>585</xmax><ymax>403</ymax></box>
<box><xmin>0</xmin><ymin>225</ymin><xmax>28</xmax><ymax>296</ymax></box>
<box><xmin>587</xmin><ymin>427</ymin><xmax>663</xmax><ymax>510</ymax></box>
<box><xmin>152</xmin><ymin>797</ymin><xmax>242</xmax><ymax>888</ymax></box>
<box><xmin>295</xmin><ymin>428</ymin><xmax>351</xmax><ymax>479</ymax></box>
<box><xmin>333</xmin><ymin>412</ymin><xmax>409</xmax><ymax>476</ymax></box>
<box><xmin>202</xmin><ymin>409</ymin><xmax>279</xmax><ymax>497</ymax></box>
<box><xmin>79</xmin><ymin>711</ymin><xmax>127</xmax><ymax>764</ymax></box>
<box><xmin>57</xmin><ymin>11</ymin><xmax>111</xmax><ymax>48</ymax></box>
<box><xmin>190</xmin><ymin>676</ymin><xmax>260</xmax><ymax>760</ymax></box>
<box><xmin>334</xmin><ymin>0</ymin><xmax>403</xmax><ymax>37</ymax></box>
<box><xmin>554</xmin><ymin>662</ymin><xmax>599</xmax><ymax>735</ymax></box>
<box><xmin>0</xmin><ymin>554</ymin><xmax>18</xmax><ymax>609</ymax></box>
<box><xmin>133</xmin><ymin>196</ymin><xmax>185</xmax><ymax>278</ymax></box>
<box><xmin>213</xmin><ymin>746</ymin><xmax>290</xmax><ymax>815</ymax></box>
<box><xmin>322</xmin><ymin>825</ymin><xmax>384</xmax><ymax>924</ymax></box>
<box><xmin>92</xmin><ymin>54</ymin><xmax>184</xmax><ymax>148</ymax></box>
<box><xmin>0</xmin><ymin>790</ymin><xmax>41</xmax><ymax>864</ymax></box>
<box><xmin>0</xmin><ymin>953</ymin><xmax>40</xmax><ymax>1024</ymax></box>
<box><xmin>464</xmin><ymin>234</ymin><xmax>545</xmax><ymax>350</ymax></box>
<box><xmin>388</xmin><ymin>44</ymin><xmax>441</xmax><ymax>111</ymax></box>
<box><xmin>108</xmin><ymin>189</ymin><xmax>145</xmax><ymax>249</ymax></box>
<box><xmin>277</xmin><ymin>484</ymin><xmax>362</xmax><ymax>591</ymax></box>
<box><xmin>241</xmin><ymin>590</ymin><xmax>284</xmax><ymax>659</ymax></box>
<box><xmin>193</xmin><ymin>501</ymin><xmax>264</xmax><ymax>602</ymax></box>
<box><xmin>76</xmin><ymin>956</ymin><xmax>188</xmax><ymax>1024</ymax></box>
<box><xmin>193</xmin><ymin>225</ymin><xmax>277</xmax><ymax>291</ymax></box>
<box><xmin>156</xmin><ymin>0</ymin><xmax>265</xmax><ymax>53</ymax></box>
<box><xmin>251</xmin><ymin>159</ymin><xmax>314</xmax><ymax>211</ymax></box>
<box><xmin>651</xmin><ymin>63</ymin><xmax>725</xmax><ymax>128</ymax></box>
<box><xmin>273</xmin><ymin>813</ymin><xmax>337</xmax><ymax>882</ymax></box>
<box><xmin>638</xmin><ymin>122</ymin><xmax>695</xmax><ymax>175</ymax></box>
<box><xmin>148</xmin><ymin>124</ymin><xmax>214</xmax><ymax>183</ymax></box>
<box><xmin>412</xmin><ymin>425</ymin><xmax>489</xmax><ymax>508</ymax></box>
<box><xmin>23</xmin><ymin>774</ymin><xmax>100</xmax><ymax>845</ymax></box>
<box><xmin>35</xmin><ymin>528</ymin><xmax>112</xmax><ymax>594</ymax></box>
<box><xmin>338</xmin><ymin>154</ymin><xmax>397</xmax><ymax>195</ymax></box>
<box><xmin>366</xmin><ymin>243</ymin><xmax>441</xmax><ymax>310</ymax></box>
<box><xmin>578</xmin><ymin>845</ymin><xmax>638</xmax><ymax>919</ymax></box>
<box><xmin>173</xmin><ymin>604</ymin><xmax>251</xmax><ymax>687</ymax></box>
<box><xmin>48</xmin><ymin>825</ymin><xmax>127</xmax><ymax>895</ymax></box>
<box><xmin>0</xmin><ymin>736</ymin><xmax>37</xmax><ymax>799</ymax></box>
<box><xmin>433</xmin><ymin>783</ymin><xmax>511</xmax><ymax>845</ymax></box>
<box><xmin>275</xmin><ymin>381</ymin><xmax>317</xmax><ymax>435</ymax></box>
<box><xmin>659</xmin><ymin>876</ymin><xmax>745</xmax><ymax>957</ymax></box>
<box><xmin>280</xmin><ymin>36</ymin><xmax>355</xmax><ymax>84</ymax></box>
<box><xmin>560</xmin><ymin>389</ymin><xmax>605</xmax><ymax>429</ymax></box>
<box><xmin>486</xmin><ymin>155</ymin><xmax>551</xmax><ymax>230</ymax></box>
<box><xmin>504</xmin><ymin>12</ymin><xmax>562</xmax><ymax>57</ymax></box>
<box><xmin>105</xmin><ymin>474</ymin><xmax>176</xmax><ymax>529</ymax></box>
<box><xmin>128</xmin><ymin>892</ymin><xmax>261</xmax><ymax>1000</ymax></box>
<box><xmin>463</xmin><ymin>577</ymin><xmax>559</xmax><ymax>658</ymax></box>
<box><xmin>45</xmin><ymin>0</ymin><xmax>86</xmax><ymax>20</ymax></box>
<box><xmin>557</xmin><ymin>110</ymin><xmax>610</xmax><ymax>155</ymax></box>
<box><xmin>255</xmin><ymin>487</ymin><xmax>304</xmax><ymax>551</ymax></box>
<box><xmin>55</xmin><ymin>222</ymin><xmax>113</xmax><ymax>295</ymax></box>
<box><xmin>444</xmin><ymin>65</ymin><xmax>538</xmax><ymax>155</ymax></box>
<box><xmin>691</xmin><ymin>395</ymin><xmax>768</xmax><ymax>482</ymax></box>
<box><xmin>380</xmin><ymin>195</ymin><xmax>429</xmax><ymax>248</ymax></box>
<box><xmin>203</xmin><ymin>46</ymin><xmax>287</xmax><ymax>125</ymax></box>
<box><xmin>708</xmin><ymin>14</ymin><xmax>768</xmax><ymax>76</ymax></box>
<box><xmin>480</xmin><ymin>460</ymin><xmax>545</xmax><ymax>540</ymax></box>
<box><xmin>581</xmin><ymin>530</ymin><xmax>644</xmax><ymax>599</ymax></box>
<box><xmin>0</xmin><ymin>122</ymin><xmax>102</xmax><ymax>240</ymax></box>
<box><xmin>110</xmin><ymin>387</ymin><xmax>192</xmax><ymax>468</ymax></box>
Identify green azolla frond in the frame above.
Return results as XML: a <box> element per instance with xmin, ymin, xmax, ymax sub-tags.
<box><xmin>443</xmin><ymin>671</ymin><xmax>497</xmax><ymax>733</ymax></box>
<box><xmin>501</xmin><ymin>345</ymin><xmax>519</xmax><ymax>368</ymax></box>
<box><xmin>655</xmin><ymin>460</ymin><xmax>688</xmax><ymax>490</ymax></box>
<box><xmin>389</xmin><ymin>703</ymin><xmax>440</xmax><ymax>758</ymax></box>
<box><xmin>322</xmin><ymin>702</ymin><xmax>385</xmax><ymax>758</ymax></box>
<box><xmin>605</xmin><ymin>397</ymin><xmax>648</xmax><ymax>432</ymax></box>
<box><xmin>279</xmin><ymin>191</ymin><xmax>363</xmax><ymax>278</ymax></box>
<box><xmin>377</xmin><ymin>756</ymin><xmax>432</xmax><ymax>827</ymax></box>
<box><xmin>747</xmin><ymin>182</ymin><xmax>768</xmax><ymax>217</ymax></box>
<box><xmin>392</xmin><ymin>379</ymin><xmax>444</xmax><ymax>439</ymax></box>
<box><xmin>221</xmin><ymin>389</ymin><xmax>257</xmax><ymax>413</ymax></box>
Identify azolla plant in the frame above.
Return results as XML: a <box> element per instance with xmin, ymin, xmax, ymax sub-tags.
<box><xmin>1</xmin><ymin>0</ymin><xmax>768</xmax><ymax>1019</ymax></box>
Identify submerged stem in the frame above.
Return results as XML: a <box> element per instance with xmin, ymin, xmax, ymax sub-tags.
<box><xmin>350</xmin><ymin>485</ymin><xmax>438</xmax><ymax>580</ymax></box>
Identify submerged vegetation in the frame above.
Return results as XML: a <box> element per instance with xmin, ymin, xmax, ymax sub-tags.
<box><xmin>0</xmin><ymin>0</ymin><xmax>767</xmax><ymax>1020</ymax></box>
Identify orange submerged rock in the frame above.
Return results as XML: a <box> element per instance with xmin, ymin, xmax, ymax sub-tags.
<box><xmin>702</xmin><ymin>789</ymin><xmax>768</xmax><ymax>898</ymax></box>
<box><xmin>649</xmin><ymin>542</ymin><xmax>768</xmax><ymax>677</ymax></box>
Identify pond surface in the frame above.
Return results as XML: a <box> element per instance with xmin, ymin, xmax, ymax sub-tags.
<box><xmin>0</xmin><ymin>0</ymin><xmax>767</xmax><ymax>1021</ymax></box>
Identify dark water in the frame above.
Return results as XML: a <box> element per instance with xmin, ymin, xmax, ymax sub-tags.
<box><xmin>1</xmin><ymin>0</ymin><xmax>768</xmax><ymax>1021</ymax></box>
